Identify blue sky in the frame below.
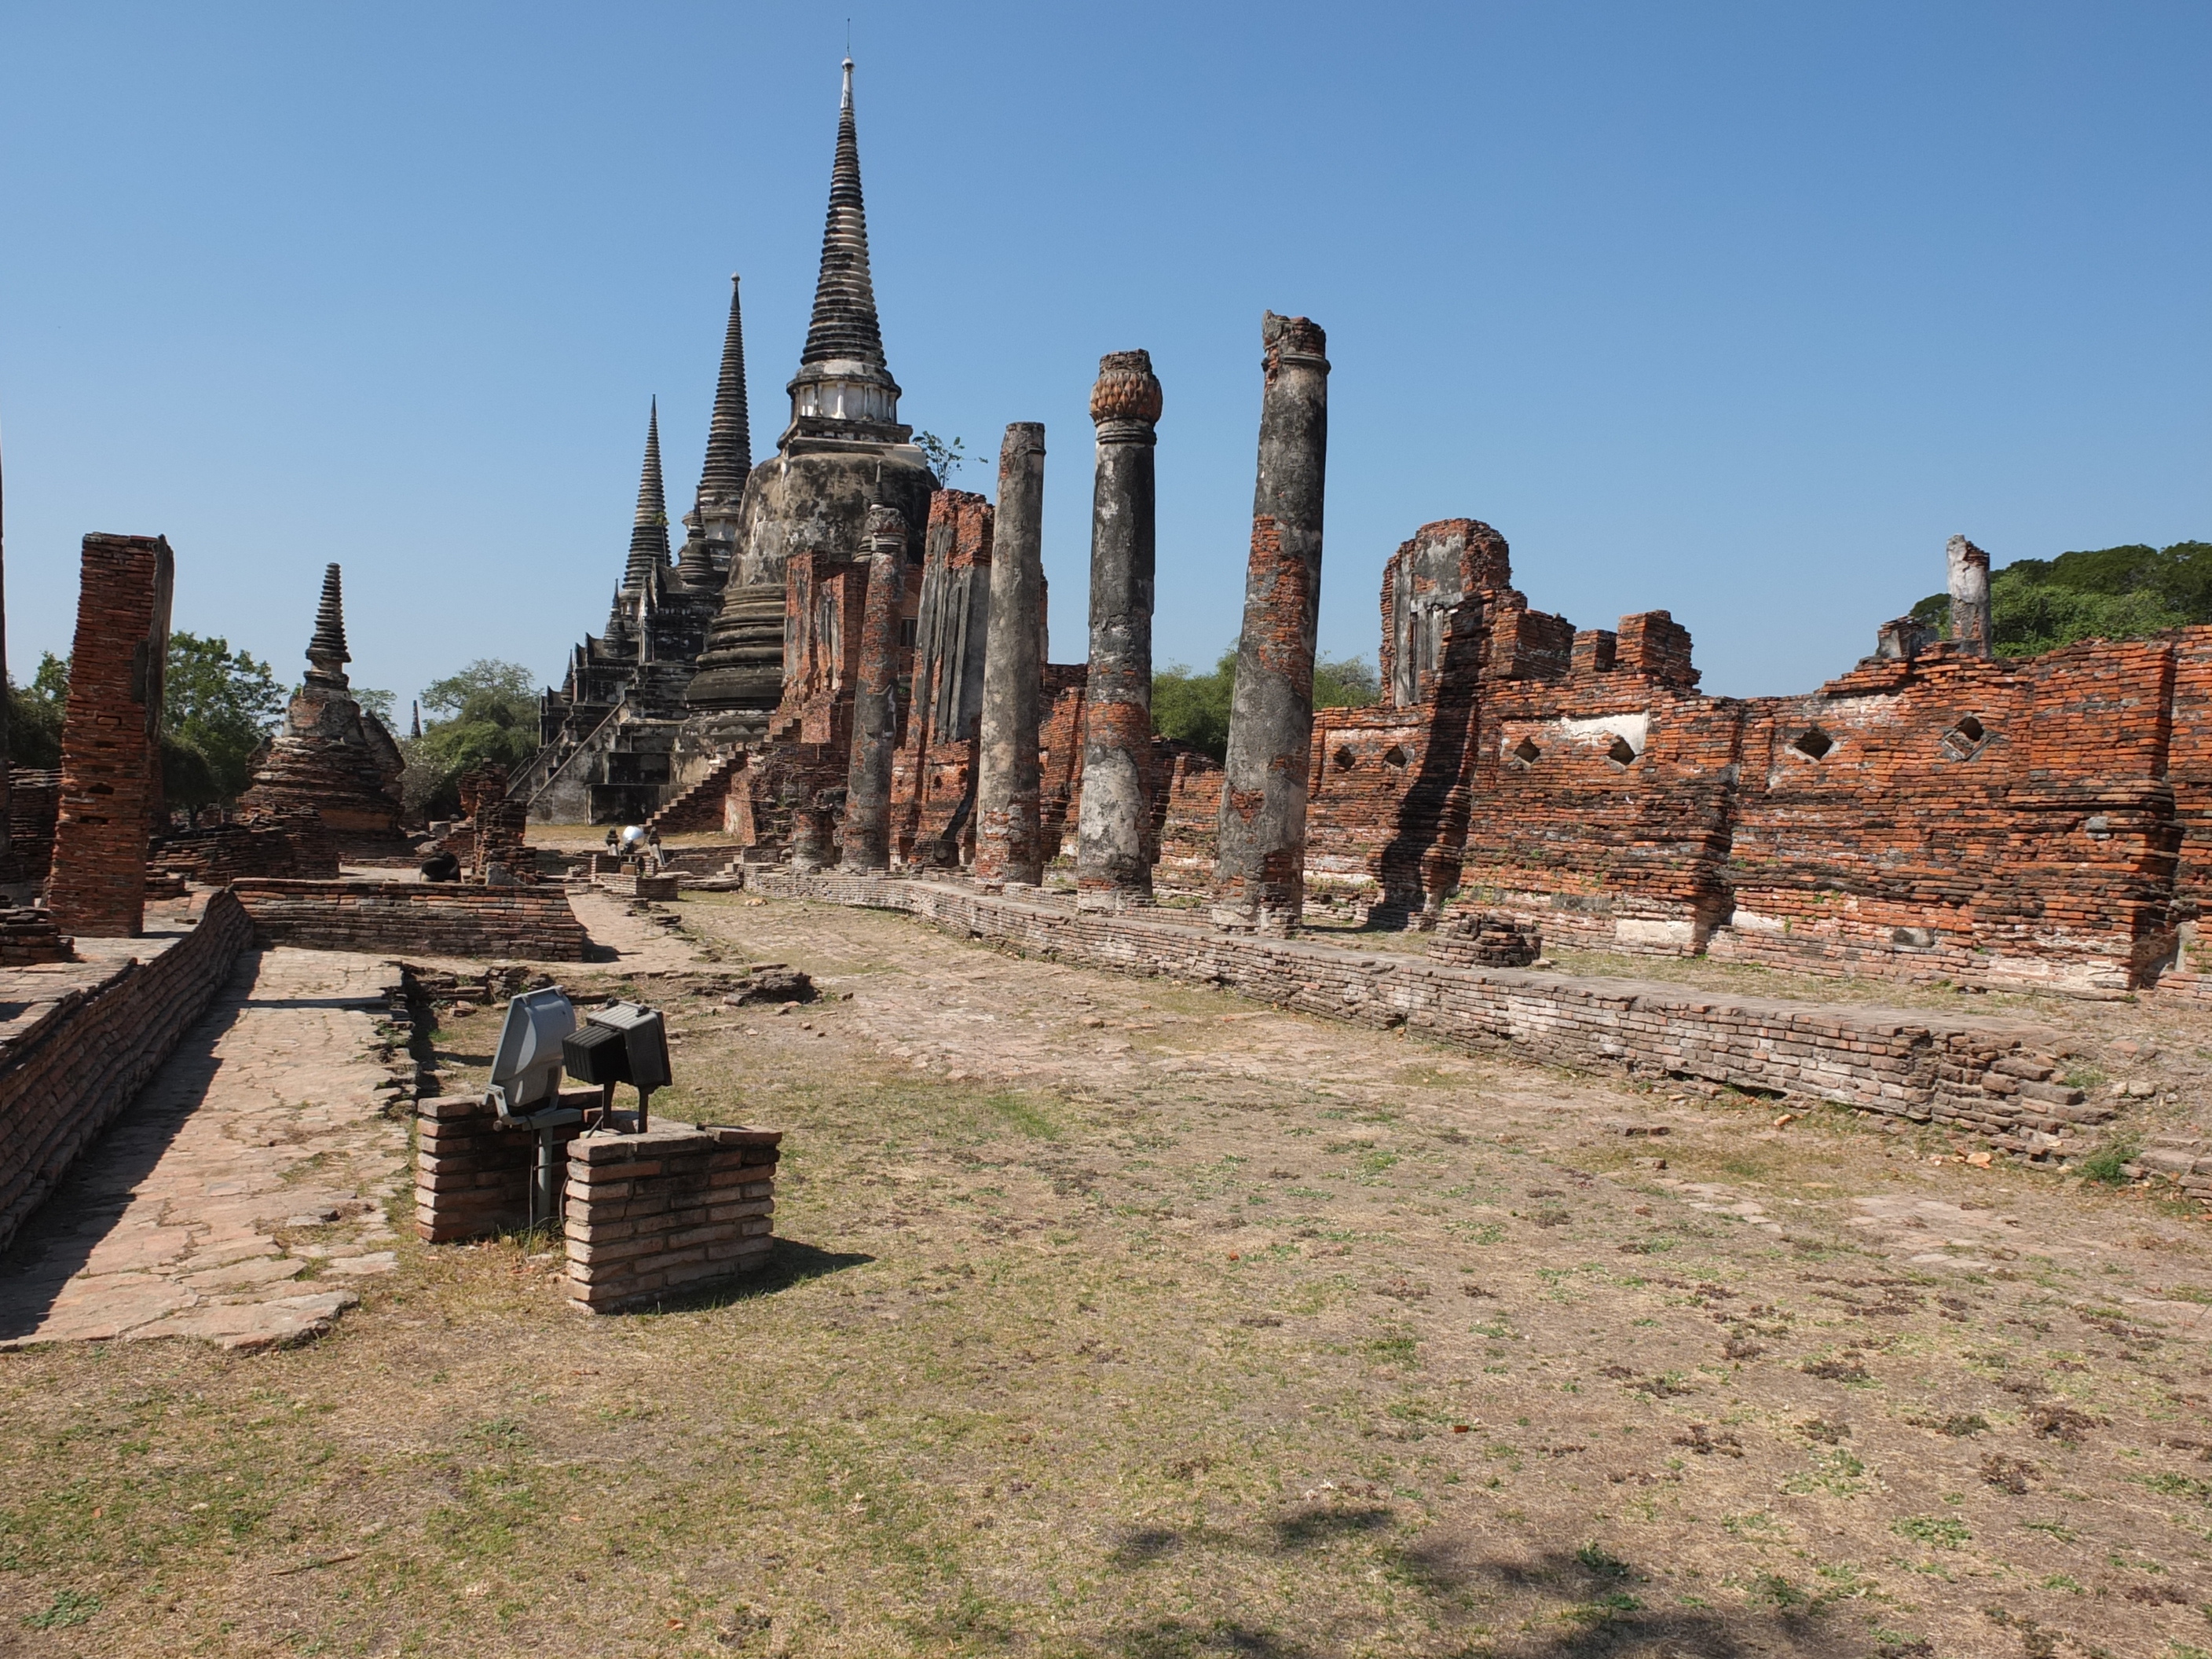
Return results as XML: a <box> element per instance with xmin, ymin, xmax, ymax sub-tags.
<box><xmin>1</xmin><ymin>2</ymin><xmax>2204</xmax><ymax>709</ymax></box>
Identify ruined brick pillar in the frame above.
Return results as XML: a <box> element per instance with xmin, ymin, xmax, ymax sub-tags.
<box><xmin>842</xmin><ymin>504</ymin><xmax>908</xmax><ymax>871</ymax></box>
<box><xmin>1946</xmin><ymin>535</ymin><xmax>1992</xmax><ymax>657</ymax></box>
<box><xmin>48</xmin><ymin>534</ymin><xmax>174</xmax><ymax>937</ymax></box>
<box><xmin>974</xmin><ymin>423</ymin><xmax>1046</xmax><ymax>885</ymax></box>
<box><xmin>1076</xmin><ymin>351</ymin><xmax>1163</xmax><ymax>910</ymax></box>
<box><xmin>1212</xmin><ymin>313</ymin><xmax>1330</xmax><ymax>933</ymax></box>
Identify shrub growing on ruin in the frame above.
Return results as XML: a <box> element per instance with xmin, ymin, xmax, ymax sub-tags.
<box><xmin>1912</xmin><ymin>539</ymin><xmax>2211</xmax><ymax>656</ymax></box>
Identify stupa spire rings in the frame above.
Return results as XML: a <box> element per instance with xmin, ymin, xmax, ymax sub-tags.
<box><xmin>304</xmin><ymin>562</ymin><xmax>351</xmax><ymax>692</ymax></box>
<box><xmin>783</xmin><ymin>56</ymin><xmax>906</xmax><ymax>447</ymax></box>
<box><xmin>624</xmin><ymin>398</ymin><xmax>673</xmax><ymax>591</ymax></box>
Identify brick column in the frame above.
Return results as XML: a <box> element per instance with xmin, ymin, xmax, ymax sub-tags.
<box><xmin>1212</xmin><ymin>313</ymin><xmax>1330</xmax><ymax>934</ymax></box>
<box><xmin>1947</xmin><ymin>535</ymin><xmax>1992</xmax><ymax>657</ymax></box>
<box><xmin>1077</xmin><ymin>351</ymin><xmax>1164</xmax><ymax>909</ymax></box>
<box><xmin>975</xmin><ymin>423</ymin><xmax>1046</xmax><ymax>885</ymax></box>
<box><xmin>842</xmin><ymin>504</ymin><xmax>907</xmax><ymax>870</ymax></box>
<box><xmin>563</xmin><ymin>1125</ymin><xmax>780</xmax><ymax>1313</ymax></box>
<box><xmin>49</xmin><ymin>534</ymin><xmax>174</xmax><ymax>937</ymax></box>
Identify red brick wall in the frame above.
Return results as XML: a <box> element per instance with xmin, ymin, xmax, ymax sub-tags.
<box><xmin>1716</xmin><ymin>639</ymin><xmax>2182</xmax><ymax>994</ymax></box>
<box><xmin>0</xmin><ymin>887</ymin><xmax>253</xmax><ymax>1252</ymax></box>
<box><xmin>230</xmin><ymin>880</ymin><xmax>589</xmax><ymax>958</ymax></box>
<box><xmin>48</xmin><ymin>534</ymin><xmax>174</xmax><ymax>938</ymax></box>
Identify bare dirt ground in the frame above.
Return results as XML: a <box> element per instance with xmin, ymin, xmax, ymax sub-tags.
<box><xmin>3</xmin><ymin>885</ymin><xmax>2210</xmax><ymax>1657</ymax></box>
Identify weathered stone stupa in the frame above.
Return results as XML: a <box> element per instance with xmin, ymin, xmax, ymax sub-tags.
<box><xmin>240</xmin><ymin>564</ymin><xmax>407</xmax><ymax>854</ymax></box>
<box><xmin>683</xmin><ymin>57</ymin><xmax>938</xmax><ymax>738</ymax></box>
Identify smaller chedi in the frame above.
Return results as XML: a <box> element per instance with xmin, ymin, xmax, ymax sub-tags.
<box><xmin>239</xmin><ymin>564</ymin><xmax>407</xmax><ymax>855</ymax></box>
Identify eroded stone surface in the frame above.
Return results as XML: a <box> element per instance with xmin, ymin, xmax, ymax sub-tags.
<box><xmin>0</xmin><ymin>948</ymin><xmax>405</xmax><ymax>1350</ymax></box>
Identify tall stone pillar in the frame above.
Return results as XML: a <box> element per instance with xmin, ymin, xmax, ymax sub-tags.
<box><xmin>1946</xmin><ymin>535</ymin><xmax>1992</xmax><ymax>657</ymax></box>
<box><xmin>49</xmin><ymin>534</ymin><xmax>174</xmax><ymax>937</ymax></box>
<box><xmin>1212</xmin><ymin>312</ymin><xmax>1330</xmax><ymax>934</ymax></box>
<box><xmin>974</xmin><ymin>423</ymin><xmax>1046</xmax><ymax>885</ymax></box>
<box><xmin>843</xmin><ymin>504</ymin><xmax>908</xmax><ymax>871</ymax></box>
<box><xmin>1076</xmin><ymin>351</ymin><xmax>1163</xmax><ymax>910</ymax></box>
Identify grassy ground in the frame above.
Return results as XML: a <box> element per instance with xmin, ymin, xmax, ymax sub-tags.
<box><xmin>2</xmin><ymin>892</ymin><xmax>2210</xmax><ymax>1656</ymax></box>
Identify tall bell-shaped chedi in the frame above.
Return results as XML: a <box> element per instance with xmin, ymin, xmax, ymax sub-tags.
<box><xmin>240</xmin><ymin>564</ymin><xmax>408</xmax><ymax>853</ymax></box>
<box><xmin>685</xmin><ymin>57</ymin><xmax>938</xmax><ymax>733</ymax></box>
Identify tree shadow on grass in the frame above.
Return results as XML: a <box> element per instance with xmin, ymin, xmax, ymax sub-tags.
<box><xmin>1108</xmin><ymin>1620</ymin><xmax>1315</xmax><ymax>1658</ymax></box>
<box><xmin>1467</xmin><ymin>1548</ymin><xmax>1876</xmax><ymax>1659</ymax></box>
<box><xmin>630</xmin><ymin>1238</ymin><xmax>873</xmax><ymax>1316</ymax></box>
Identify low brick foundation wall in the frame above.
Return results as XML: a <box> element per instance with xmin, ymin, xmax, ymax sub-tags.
<box><xmin>233</xmin><ymin>880</ymin><xmax>589</xmax><ymax>960</ymax></box>
<box><xmin>0</xmin><ymin>888</ymin><xmax>255</xmax><ymax>1252</ymax></box>
<box><xmin>753</xmin><ymin>870</ymin><xmax>2111</xmax><ymax>1157</ymax></box>
<box><xmin>413</xmin><ymin>1091</ymin><xmax>594</xmax><ymax>1243</ymax></box>
<box><xmin>565</xmin><ymin>1126</ymin><xmax>779</xmax><ymax>1313</ymax></box>
<box><xmin>595</xmin><ymin>873</ymin><xmax>680</xmax><ymax>901</ymax></box>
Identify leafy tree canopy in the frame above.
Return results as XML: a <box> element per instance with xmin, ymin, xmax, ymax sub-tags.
<box><xmin>1911</xmin><ymin>540</ymin><xmax>2212</xmax><ymax>657</ymax></box>
<box><xmin>1151</xmin><ymin>647</ymin><xmax>1379</xmax><ymax>763</ymax></box>
<box><xmin>165</xmin><ymin>633</ymin><xmax>286</xmax><ymax>807</ymax></box>
<box><xmin>405</xmin><ymin>658</ymin><xmax>541</xmax><ymax>818</ymax></box>
<box><xmin>7</xmin><ymin>639</ymin><xmax>285</xmax><ymax>809</ymax></box>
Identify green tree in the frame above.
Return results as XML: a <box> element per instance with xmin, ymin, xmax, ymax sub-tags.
<box><xmin>5</xmin><ymin>652</ymin><xmax>69</xmax><ymax>770</ymax></box>
<box><xmin>1150</xmin><ymin>646</ymin><xmax>1379</xmax><ymax>764</ymax></box>
<box><xmin>164</xmin><ymin>633</ymin><xmax>286</xmax><ymax>808</ymax></box>
<box><xmin>1151</xmin><ymin>650</ymin><xmax>1237</xmax><ymax>761</ymax></box>
<box><xmin>405</xmin><ymin>658</ymin><xmax>540</xmax><ymax>818</ymax></box>
<box><xmin>1911</xmin><ymin>539</ymin><xmax>2210</xmax><ymax>657</ymax></box>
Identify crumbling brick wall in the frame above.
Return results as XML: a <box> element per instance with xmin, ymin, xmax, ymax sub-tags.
<box><xmin>0</xmin><ymin>771</ymin><xmax>60</xmax><ymax>885</ymax></box>
<box><xmin>1714</xmin><ymin>639</ymin><xmax>2182</xmax><ymax>994</ymax></box>
<box><xmin>231</xmin><ymin>879</ymin><xmax>588</xmax><ymax>958</ymax></box>
<box><xmin>0</xmin><ymin>887</ymin><xmax>253</xmax><ymax>1252</ymax></box>
<box><xmin>459</xmin><ymin>764</ymin><xmax>530</xmax><ymax>881</ymax></box>
<box><xmin>755</xmin><ymin>868</ymin><xmax>2109</xmax><ymax>1158</ymax></box>
<box><xmin>48</xmin><ymin>534</ymin><xmax>174</xmax><ymax>938</ymax></box>
<box><xmin>150</xmin><ymin>810</ymin><xmax>337</xmax><ymax>886</ymax></box>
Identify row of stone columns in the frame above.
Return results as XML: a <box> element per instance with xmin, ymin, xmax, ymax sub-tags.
<box><xmin>836</xmin><ymin>313</ymin><xmax>1331</xmax><ymax>937</ymax></box>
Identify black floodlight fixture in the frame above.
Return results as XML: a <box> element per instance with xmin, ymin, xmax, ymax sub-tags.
<box><xmin>562</xmin><ymin>1002</ymin><xmax>673</xmax><ymax>1131</ymax></box>
<box><xmin>484</xmin><ymin>988</ymin><xmax>585</xmax><ymax>1229</ymax></box>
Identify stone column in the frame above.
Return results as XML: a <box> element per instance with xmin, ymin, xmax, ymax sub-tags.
<box><xmin>1076</xmin><ymin>351</ymin><xmax>1163</xmax><ymax>910</ymax></box>
<box><xmin>1946</xmin><ymin>535</ymin><xmax>1992</xmax><ymax>657</ymax></box>
<box><xmin>842</xmin><ymin>504</ymin><xmax>907</xmax><ymax>871</ymax></box>
<box><xmin>1212</xmin><ymin>313</ymin><xmax>1330</xmax><ymax>933</ymax></box>
<box><xmin>49</xmin><ymin>534</ymin><xmax>175</xmax><ymax>937</ymax></box>
<box><xmin>974</xmin><ymin>423</ymin><xmax>1046</xmax><ymax>885</ymax></box>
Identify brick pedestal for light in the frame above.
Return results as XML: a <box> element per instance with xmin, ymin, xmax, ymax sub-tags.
<box><xmin>563</xmin><ymin>1126</ymin><xmax>779</xmax><ymax>1313</ymax></box>
<box><xmin>414</xmin><ymin>1091</ymin><xmax>595</xmax><ymax>1243</ymax></box>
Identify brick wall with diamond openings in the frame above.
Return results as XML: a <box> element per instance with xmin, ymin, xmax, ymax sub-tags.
<box><xmin>1712</xmin><ymin>638</ymin><xmax>2181</xmax><ymax>994</ymax></box>
<box><xmin>1454</xmin><ymin>658</ymin><xmax>1743</xmax><ymax>958</ymax></box>
<box><xmin>47</xmin><ymin>534</ymin><xmax>174</xmax><ymax>938</ymax></box>
<box><xmin>563</xmin><ymin>1126</ymin><xmax>780</xmax><ymax>1313</ymax></box>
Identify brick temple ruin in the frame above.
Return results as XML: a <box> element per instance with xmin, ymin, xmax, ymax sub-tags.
<box><xmin>0</xmin><ymin>52</ymin><xmax>2198</xmax><ymax>1340</ymax></box>
<box><xmin>463</xmin><ymin>55</ymin><xmax>2204</xmax><ymax>1005</ymax></box>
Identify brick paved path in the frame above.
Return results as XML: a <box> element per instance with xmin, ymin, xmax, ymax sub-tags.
<box><xmin>0</xmin><ymin>948</ymin><xmax>407</xmax><ymax>1350</ymax></box>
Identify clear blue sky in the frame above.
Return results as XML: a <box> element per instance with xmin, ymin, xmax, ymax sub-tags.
<box><xmin>1</xmin><ymin>2</ymin><xmax>2204</xmax><ymax>710</ymax></box>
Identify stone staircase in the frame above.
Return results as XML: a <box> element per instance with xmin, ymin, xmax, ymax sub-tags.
<box><xmin>645</xmin><ymin>752</ymin><xmax>746</xmax><ymax>836</ymax></box>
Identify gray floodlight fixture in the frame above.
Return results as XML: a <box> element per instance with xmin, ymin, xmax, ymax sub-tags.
<box><xmin>486</xmin><ymin>988</ymin><xmax>578</xmax><ymax>1119</ymax></box>
<box><xmin>562</xmin><ymin>1001</ymin><xmax>673</xmax><ymax>1132</ymax></box>
<box><xmin>485</xmin><ymin>988</ymin><xmax>585</xmax><ymax>1229</ymax></box>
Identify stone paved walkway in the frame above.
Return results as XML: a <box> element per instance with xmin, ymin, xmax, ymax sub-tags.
<box><xmin>0</xmin><ymin>947</ymin><xmax>408</xmax><ymax>1350</ymax></box>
